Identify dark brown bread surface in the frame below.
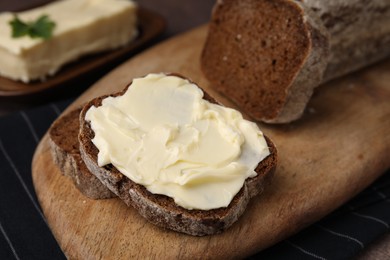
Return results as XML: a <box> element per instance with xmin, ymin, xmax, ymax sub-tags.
<box><xmin>201</xmin><ymin>0</ymin><xmax>390</xmax><ymax>123</ymax></box>
<box><xmin>78</xmin><ymin>76</ymin><xmax>277</xmax><ymax>236</ymax></box>
<box><xmin>201</xmin><ymin>0</ymin><xmax>329</xmax><ymax>123</ymax></box>
<box><xmin>49</xmin><ymin>108</ymin><xmax>115</xmax><ymax>200</ymax></box>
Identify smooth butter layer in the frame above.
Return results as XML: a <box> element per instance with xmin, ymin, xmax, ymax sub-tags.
<box><xmin>0</xmin><ymin>0</ymin><xmax>137</xmax><ymax>82</ymax></box>
<box><xmin>86</xmin><ymin>74</ymin><xmax>270</xmax><ymax>210</ymax></box>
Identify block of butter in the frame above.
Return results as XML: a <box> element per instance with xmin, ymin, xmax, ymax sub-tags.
<box><xmin>0</xmin><ymin>0</ymin><xmax>138</xmax><ymax>83</ymax></box>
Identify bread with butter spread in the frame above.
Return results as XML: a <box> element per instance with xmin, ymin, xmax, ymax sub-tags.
<box><xmin>49</xmin><ymin>108</ymin><xmax>115</xmax><ymax>200</ymax></box>
<box><xmin>78</xmin><ymin>74</ymin><xmax>277</xmax><ymax>236</ymax></box>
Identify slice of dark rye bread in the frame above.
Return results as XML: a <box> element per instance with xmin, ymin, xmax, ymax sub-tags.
<box><xmin>49</xmin><ymin>108</ymin><xmax>115</xmax><ymax>200</ymax></box>
<box><xmin>201</xmin><ymin>0</ymin><xmax>330</xmax><ymax>124</ymax></box>
<box><xmin>78</xmin><ymin>75</ymin><xmax>278</xmax><ymax>236</ymax></box>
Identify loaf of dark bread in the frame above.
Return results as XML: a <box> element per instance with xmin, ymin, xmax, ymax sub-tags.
<box><xmin>49</xmin><ymin>108</ymin><xmax>115</xmax><ymax>200</ymax></box>
<box><xmin>78</xmin><ymin>76</ymin><xmax>277</xmax><ymax>236</ymax></box>
<box><xmin>202</xmin><ymin>0</ymin><xmax>329</xmax><ymax>123</ymax></box>
<box><xmin>201</xmin><ymin>0</ymin><xmax>390</xmax><ymax>123</ymax></box>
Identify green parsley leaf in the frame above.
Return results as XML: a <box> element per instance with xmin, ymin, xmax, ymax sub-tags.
<box><xmin>9</xmin><ymin>16</ymin><xmax>29</xmax><ymax>38</ymax></box>
<box><xmin>9</xmin><ymin>14</ymin><xmax>56</xmax><ymax>40</ymax></box>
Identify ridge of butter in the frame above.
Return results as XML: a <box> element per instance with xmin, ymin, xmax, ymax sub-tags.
<box><xmin>86</xmin><ymin>74</ymin><xmax>270</xmax><ymax>210</ymax></box>
<box><xmin>0</xmin><ymin>0</ymin><xmax>137</xmax><ymax>82</ymax></box>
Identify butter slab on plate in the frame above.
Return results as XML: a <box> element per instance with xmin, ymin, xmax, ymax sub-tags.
<box><xmin>0</xmin><ymin>5</ymin><xmax>165</xmax><ymax>97</ymax></box>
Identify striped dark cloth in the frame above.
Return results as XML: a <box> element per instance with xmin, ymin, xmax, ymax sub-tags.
<box><xmin>0</xmin><ymin>100</ymin><xmax>389</xmax><ymax>259</ymax></box>
<box><xmin>255</xmin><ymin>173</ymin><xmax>390</xmax><ymax>259</ymax></box>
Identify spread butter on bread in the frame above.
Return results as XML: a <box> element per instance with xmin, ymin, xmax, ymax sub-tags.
<box><xmin>78</xmin><ymin>73</ymin><xmax>277</xmax><ymax>236</ymax></box>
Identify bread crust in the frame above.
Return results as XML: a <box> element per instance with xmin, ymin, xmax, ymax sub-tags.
<box><xmin>49</xmin><ymin>108</ymin><xmax>115</xmax><ymax>200</ymax></box>
<box><xmin>78</xmin><ymin>75</ymin><xmax>277</xmax><ymax>236</ymax></box>
<box><xmin>302</xmin><ymin>0</ymin><xmax>390</xmax><ymax>81</ymax></box>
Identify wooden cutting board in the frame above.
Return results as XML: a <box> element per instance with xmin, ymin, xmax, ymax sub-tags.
<box><xmin>32</xmin><ymin>25</ymin><xmax>390</xmax><ymax>259</ymax></box>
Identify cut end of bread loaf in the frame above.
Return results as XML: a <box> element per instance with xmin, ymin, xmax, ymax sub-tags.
<box><xmin>49</xmin><ymin>108</ymin><xmax>115</xmax><ymax>200</ymax></box>
<box><xmin>201</xmin><ymin>0</ymin><xmax>329</xmax><ymax>123</ymax></box>
<box><xmin>78</xmin><ymin>75</ymin><xmax>278</xmax><ymax>236</ymax></box>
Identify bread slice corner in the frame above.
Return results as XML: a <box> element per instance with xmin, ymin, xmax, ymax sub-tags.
<box><xmin>49</xmin><ymin>108</ymin><xmax>116</xmax><ymax>200</ymax></box>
